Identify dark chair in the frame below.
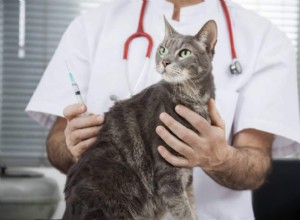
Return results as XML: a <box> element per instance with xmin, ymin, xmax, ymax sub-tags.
<box><xmin>252</xmin><ymin>159</ymin><xmax>300</xmax><ymax>220</ymax></box>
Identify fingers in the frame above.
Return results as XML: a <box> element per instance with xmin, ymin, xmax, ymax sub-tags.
<box><xmin>157</xmin><ymin>113</ymin><xmax>203</xmax><ymax>168</ymax></box>
<box><xmin>63</xmin><ymin>103</ymin><xmax>87</xmax><ymax>120</ymax></box>
<box><xmin>156</xmin><ymin>125</ymin><xmax>194</xmax><ymax>158</ymax></box>
<box><xmin>174</xmin><ymin>105</ymin><xmax>211</xmax><ymax>135</ymax></box>
<box><xmin>68</xmin><ymin>126</ymin><xmax>101</xmax><ymax>147</ymax></box>
<box><xmin>208</xmin><ymin>99</ymin><xmax>225</xmax><ymax>130</ymax></box>
<box><xmin>158</xmin><ymin>113</ymin><xmax>200</xmax><ymax>146</ymax></box>
<box><xmin>157</xmin><ymin>103</ymin><xmax>226</xmax><ymax>169</ymax></box>
<box><xmin>69</xmin><ymin>137</ymin><xmax>98</xmax><ymax>160</ymax></box>
<box><xmin>65</xmin><ymin>114</ymin><xmax>103</xmax><ymax>158</ymax></box>
<box><xmin>63</xmin><ymin>103</ymin><xmax>105</xmax><ymax>160</ymax></box>
<box><xmin>68</xmin><ymin>114</ymin><xmax>104</xmax><ymax>131</ymax></box>
<box><xmin>158</xmin><ymin>146</ymin><xmax>190</xmax><ymax>167</ymax></box>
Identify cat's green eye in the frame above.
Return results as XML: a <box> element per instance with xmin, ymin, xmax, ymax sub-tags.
<box><xmin>179</xmin><ymin>49</ymin><xmax>192</xmax><ymax>58</ymax></box>
<box><xmin>159</xmin><ymin>46</ymin><xmax>168</xmax><ymax>57</ymax></box>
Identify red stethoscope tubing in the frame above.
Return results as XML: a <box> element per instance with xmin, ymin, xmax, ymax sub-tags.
<box><xmin>220</xmin><ymin>0</ymin><xmax>237</xmax><ymax>60</ymax></box>
<box><xmin>123</xmin><ymin>0</ymin><xmax>153</xmax><ymax>60</ymax></box>
<box><xmin>121</xmin><ymin>0</ymin><xmax>240</xmax><ymax>98</ymax></box>
<box><xmin>123</xmin><ymin>0</ymin><xmax>238</xmax><ymax>62</ymax></box>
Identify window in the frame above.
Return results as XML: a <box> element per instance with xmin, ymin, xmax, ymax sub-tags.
<box><xmin>0</xmin><ymin>0</ymin><xmax>299</xmax><ymax>167</ymax></box>
<box><xmin>0</xmin><ymin>0</ymin><xmax>101</xmax><ymax>167</ymax></box>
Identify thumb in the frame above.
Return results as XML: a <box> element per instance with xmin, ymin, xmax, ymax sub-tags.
<box><xmin>208</xmin><ymin>99</ymin><xmax>225</xmax><ymax>130</ymax></box>
<box><xmin>63</xmin><ymin>103</ymin><xmax>87</xmax><ymax>121</ymax></box>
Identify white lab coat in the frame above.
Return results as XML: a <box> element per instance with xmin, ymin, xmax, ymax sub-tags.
<box><xmin>26</xmin><ymin>0</ymin><xmax>300</xmax><ymax>219</ymax></box>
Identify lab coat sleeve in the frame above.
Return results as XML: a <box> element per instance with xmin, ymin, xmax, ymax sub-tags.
<box><xmin>25</xmin><ymin>16</ymin><xmax>91</xmax><ymax>129</ymax></box>
<box><xmin>233</xmin><ymin>25</ymin><xmax>300</xmax><ymax>157</ymax></box>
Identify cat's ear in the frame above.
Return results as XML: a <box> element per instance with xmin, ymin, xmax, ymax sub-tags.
<box><xmin>194</xmin><ymin>20</ymin><xmax>218</xmax><ymax>56</ymax></box>
<box><xmin>163</xmin><ymin>16</ymin><xmax>178</xmax><ymax>38</ymax></box>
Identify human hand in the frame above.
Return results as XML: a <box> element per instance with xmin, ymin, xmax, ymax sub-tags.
<box><xmin>63</xmin><ymin>103</ymin><xmax>104</xmax><ymax>160</ymax></box>
<box><xmin>156</xmin><ymin>99</ymin><xmax>232</xmax><ymax>170</ymax></box>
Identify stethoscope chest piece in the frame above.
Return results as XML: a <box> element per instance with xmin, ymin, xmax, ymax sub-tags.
<box><xmin>230</xmin><ymin>59</ymin><xmax>242</xmax><ymax>75</ymax></box>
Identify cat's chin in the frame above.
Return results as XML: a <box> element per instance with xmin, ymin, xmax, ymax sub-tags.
<box><xmin>162</xmin><ymin>73</ymin><xmax>185</xmax><ymax>84</ymax></box>
<box><xmin>161</xmin><ymin>69</ymin><xmax>190</xmax><ymax>84</ymax></box>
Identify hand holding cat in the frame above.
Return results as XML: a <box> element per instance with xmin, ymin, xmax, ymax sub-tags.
<box><xmin>63</xmin><ymin>103</ymin><xmax>105</xmax><ymax>160</ymax></box>
<box><xmin>156</xmin><ymin>99</ymin><xmax>232</xmax><ymax>170</ymax></box>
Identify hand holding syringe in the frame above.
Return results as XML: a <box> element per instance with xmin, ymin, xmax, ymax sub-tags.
<box><xmin>64</xmin><ymin>61</ymin><xmax>104</xmax><ymax>160</ymax></box>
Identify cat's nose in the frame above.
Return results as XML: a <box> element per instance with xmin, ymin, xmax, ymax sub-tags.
<box><xmin>162</xmin><ymin>60</ymin><xmax>171</xmax><ymax>67</ymax></box>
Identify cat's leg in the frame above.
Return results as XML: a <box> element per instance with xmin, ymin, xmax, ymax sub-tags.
<box><xmin>155</xmin><ymin>167</ymin><xmax>198</xmax><ymax>220</ymax></box>
<box><xmin>64</xmin><ymin>160</ymin><xmax>155</xmax><ymax>220</ymax></box>
<box><xmin>186</xmin><ymin>183</ymin><xmax>198</xmax><ymax>219</ymax></box>
<box><xmin>63</xmin><ymin>178</ymin><xmax>111</xmax><ymax>220</ymax></box>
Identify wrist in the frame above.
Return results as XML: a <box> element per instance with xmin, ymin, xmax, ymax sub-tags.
<box><xmin>202</xmin><ymin>144</ymin><xmax>235</xmax><ymax>173</ymax></box>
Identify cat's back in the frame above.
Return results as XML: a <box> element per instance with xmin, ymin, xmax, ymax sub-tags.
<box><xmin>74</xmin><ymin>82</ymin><xmax>170</xmax><ymax>172</ymax></box>
<box><xmin>64</xmin><ymin>82</ymin><xmax>171</xmax><ymax>219</ymax></box>
<box><xmin>101</xmin><ymin>81</ymin><xmax>169</xmax><ymax>138</ymax></box>
<box><xmin>107</xmin><ymin>82</ymin><xmax>166</xmax><ymax>118</ymax></box>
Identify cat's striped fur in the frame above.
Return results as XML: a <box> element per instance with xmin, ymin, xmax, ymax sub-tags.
<box><xmin>63</xmin><ymin>19</ymin><xmax>217</xmax><ymax>220</ymax></box>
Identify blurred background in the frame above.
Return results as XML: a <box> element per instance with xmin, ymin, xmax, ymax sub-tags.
<box><xmin>0</xmin><ymin>0</ymin><xmax>299</xmax><ymax>219</ymax></box>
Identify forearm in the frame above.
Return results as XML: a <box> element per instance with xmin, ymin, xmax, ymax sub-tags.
<box><xmin>204</xmin><ymin>145</ymin><xmax>271</xmax><ymax>190</ymax></box>
<box><xmin>46</xmin><ymin>118</ymin><xmax>75</xmax><ymax>174</ymax></box>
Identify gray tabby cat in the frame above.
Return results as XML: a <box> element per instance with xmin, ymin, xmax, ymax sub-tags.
<box><xmin>63</xmin><ymin>18</ymin><xmax>216</xmax><ymax>220</ymax></box>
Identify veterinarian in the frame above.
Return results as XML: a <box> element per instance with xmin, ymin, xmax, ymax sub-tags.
<box><xmin>26</xmin><ymin>0</ymin><xmax>300</xmax><ymax>219</ymax></box>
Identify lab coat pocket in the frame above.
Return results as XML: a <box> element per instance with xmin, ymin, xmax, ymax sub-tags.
<box><xmin>215</xmin><ymin>89</ymin><xmax>239</xmax><ymax>142</ymax></box>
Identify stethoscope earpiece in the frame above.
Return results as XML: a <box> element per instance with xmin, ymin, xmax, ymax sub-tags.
<box><xmin>230</xmin><ymin>59</ymin><xmax>242</xmax><ymax>75</ymax></box>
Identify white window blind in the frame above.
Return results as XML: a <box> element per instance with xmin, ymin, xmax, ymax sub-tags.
<box><xmin>0</xmin><ymin>0</ymin><xmax>299</xmax><ymax>167</ymax></box>
<box><xmin>0</xmin><ymin>0</ymin><xmax>102</xmax><ymax>167</ymax></box>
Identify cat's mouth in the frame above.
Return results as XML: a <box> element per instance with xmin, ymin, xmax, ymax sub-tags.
<box><xmin>161</xmin><ymin>69</ymin><xmax>175</xmax><ymax>78</ymax></box>
<box><xmin>156</xmin><ymin>64</ymin><xmax>166</xmax><ymax>75</ymax></box>
<box><xmin>160</xmin><ymin>67</ymin><xmax>190</xmax><ymax>84</ymax></box>
<box><xmin>156</xmin><ymin>65</ymin><xmax>187</xmax><ymax>82</ymax></box>
<box><xmin>165</xmin><ymin>66</ymin><xmax>183</xmax><ymax>76</ymax></box>
<box><xmin>161</xmin><ymin>69</ymin><xmax>167</xmax><ymax>75</ymax></box>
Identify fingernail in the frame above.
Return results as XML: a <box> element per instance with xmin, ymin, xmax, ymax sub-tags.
<box><xmin>159</xmin><ymin>112</ymin><xmax>166</xmax><ymax>120</ymax></box>
<box><xmin>158</xmin><ymin>146</ymin><xmax>164</xmax><ymax>154</ymax></box>
<box><xmin>156</xmin><ymin>126</ymin><xmax>163</xmax><ymax>133</ymax></box>
<box><xmin>175</xmin><ymin>105</ymin><xmax>181</xmax><ymax>112</ymax></box>
<box><xmin>80</xmin><ymin>105</ymin><xmax>85</xmax><ymax>111</ymax></box>
<box><xmin>97</xmin><ymin>115</ymin><xmax>104</xmax><ymax>122</ymax></box>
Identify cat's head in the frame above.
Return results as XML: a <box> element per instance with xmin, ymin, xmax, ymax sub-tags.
<box><xmin>156</xmin><ymin>18</ymin><xmax>217</xmax><ymax>84</ymax></box>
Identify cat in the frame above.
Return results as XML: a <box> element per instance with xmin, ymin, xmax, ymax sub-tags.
<box><xmin>63</xmin><ymin>18</ymin><xmax>217</xmax><ymax>220</ymax></box>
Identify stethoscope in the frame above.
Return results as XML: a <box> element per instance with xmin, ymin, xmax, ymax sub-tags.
<box><xmin>219</xmin><ymin>0</ymin><xmax>242</xmax><ymax>75</ymax></box>
<box><xmin>123</xmin><ymin>0</ymin><xmax>153</xmax><ymax>98</ymax></box>
<box><xmin>119</xmin><ymin>0</ymin><xmax>242</xmax><ymax>100</ymax></box>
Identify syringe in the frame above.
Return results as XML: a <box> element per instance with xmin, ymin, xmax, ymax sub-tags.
<box><xmin>65</xmin><ymin>61</ymin><xmax>88</xmax><ymax>116</ymax></box>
